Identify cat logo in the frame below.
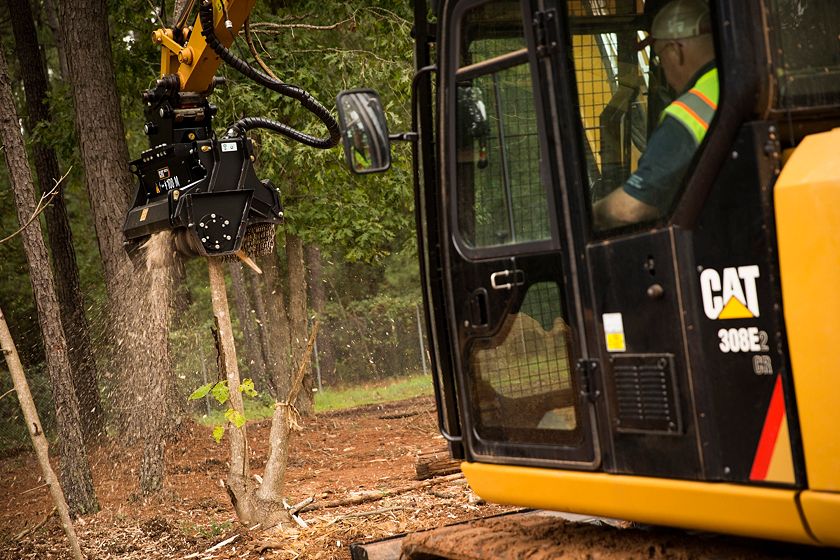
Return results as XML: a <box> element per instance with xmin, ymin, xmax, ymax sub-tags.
<box><xmin>700</xmin><ymin>265</ymin><xmax>760</xmax><ymax>320</ymax></box>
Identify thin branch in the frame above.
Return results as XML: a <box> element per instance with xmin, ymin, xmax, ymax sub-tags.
<box><xmin>145</xmin><ymin>0</ymin><xmax>166</xmax><ymax>28</ymax></box>
<box><xmin>0</xmin><ymin>387</ymin><xmax>15</xmax><ymax>401</ymax></box>
<box><xmin>281</xmin><ymin>47</ymin><xmax>396</xmax><ymax>65</ymax></box>
<box><xmin>299</xmin><ymin>473</ymin><xmax>466</xmax><ymax>513</ymax></box>
<box><xmin>283</xmin><ymin>320</ymin><xmax>320</xmax><ymax>407</ymax></box>
<box><xmin>326</xmin><ymin>506</ymin><xmax>405</xmax><ymax>526</ymax></box>
<box><xmin>244</xmin><ymin>17</ymin><xmax>280</xmax><ymax>80</ymax></box>
<box><xmin>248</xmin><ymin>18</ymin><xmax>352</xmax><ymax>32</ymax></box>
<box><xmin>20</xmin><ymin>482</ymin><xmax>48</xmax><ymax>496</ymax></box>
<box><xmin>15</xmin><ymin>507</ymin><xmax>56</xmax><ymax>540</ymax></box>
<box><xmin>0</xmin><ymin>167</ymin><xmax>72</xmax><ymax>246</ymax></box>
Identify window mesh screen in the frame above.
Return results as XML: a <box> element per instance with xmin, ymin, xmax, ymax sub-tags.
<box><xmin>472</xmin><ymin>282</ymin><xmax>572</xmax><ymax>400</ymax></box>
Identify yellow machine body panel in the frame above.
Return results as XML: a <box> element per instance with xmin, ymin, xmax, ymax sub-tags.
<box><xmin>774</xmin><ymin>127</ymin><xmax>840</xmax><ymax>493</ymax></box>
<box><xmin>800</xmin><ymin>491</ymin><xmax>840</xmax><ymax>547</ymax></box>
<box><xmin>462</xmin><ymin>462</ymin><xmax>815</xmax><ymax>544</ymax></box>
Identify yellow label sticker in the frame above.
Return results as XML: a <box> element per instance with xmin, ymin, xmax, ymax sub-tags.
<box><xmin>606</xmin><ymin>333</ymin><xmax>626</xmax><ymax>352</ymax></box>
<box><xmin>603</xmin><ymin>313</ymin><xmax>626</xmax><ymax>352</ymax></box>
<box><xmin>139</xmin><ymin>208</ymin><xmax>149</xmax><ymax>222</ymax></box>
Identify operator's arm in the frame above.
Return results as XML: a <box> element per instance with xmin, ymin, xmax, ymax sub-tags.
<box><xmin>592</xmin><ymin>116</ymin><xmax>699</xmax><ymax>230</ymax></box>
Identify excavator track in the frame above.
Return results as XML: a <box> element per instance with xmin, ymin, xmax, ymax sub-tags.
<box><xmin>350</xmin><ymin>510</ymin><xmax>630</xmax><ymax>560</ymax></box>
<box><xmin>350</xmin><ymin>509</ymin><xmax>829</xmax><ymax>560</ymax></box>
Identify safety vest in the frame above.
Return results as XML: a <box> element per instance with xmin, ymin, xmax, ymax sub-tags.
<box><xmin>660</xmin><ymin>67</ymin><xmax>719</xmax><ymax>145</ymax></box>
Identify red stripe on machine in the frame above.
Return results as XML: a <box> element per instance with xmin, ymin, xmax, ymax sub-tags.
<box><xmin>749</xmin><ymin>374</ymin><xmax>785</xmax><ymax>480</ymax></box>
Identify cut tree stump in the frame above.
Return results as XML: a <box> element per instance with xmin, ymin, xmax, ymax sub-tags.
<box><xmin>415</xmin><ymin>448</ymin><xmax>461</xmax><ymax>481</ymax></box>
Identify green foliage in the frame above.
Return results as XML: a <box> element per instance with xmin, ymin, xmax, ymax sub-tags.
<box><xmin>188</xmin><ymin>382</ymin><xmax>214</xmax><ymax>401</ymax></box>
<box><xmin>224</xmin><ymin>408</ymin><xmax>246</xmax><ymax>429</ymax></box>
<box><xmin>239</xmin><ymin>378</ymin><xmax>258</xmax><ymax>398</ymax></box>
<box><xmin>180</xmin><ymin>519</ymin><xmax>233</xmax><ymax>539</ymax></box>
<box><xmin>210</xmin><ymin>382</ymin><xmax>230</xmax><ymax>405</ymax></box>
<box><xmin>209</xmin><ymin>2</ymin><xmax>416</xmax><ymax>262</ymax></box>
<box><xmin>314</xmin><ymin>373</ymin><xmax>433</xmax><ymax>413</ymax></box>
<box><xmin>0</xmin><ymin>0</ymin><xmax>428</xmax><ymax>448</ymax></box>
<box><xmin>189</xmin><ymin>379</ymin><xmax>260</xmax><ymax>441</ymax></box>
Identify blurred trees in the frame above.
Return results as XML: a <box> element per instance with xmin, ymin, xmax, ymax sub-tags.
<box><xmin>0</xmin><ymin>46</ymin><xmax>98</xmax><ymax>516</ymax></box>
<box><xmin>7</xmin><ymin>0</ymin><xmax>104</xmax><ymax>440</ymax></box>
<box><xmin>0</xmin><ymin>0</ymin><xmax>422</xmax><ymax>502</ymax></box>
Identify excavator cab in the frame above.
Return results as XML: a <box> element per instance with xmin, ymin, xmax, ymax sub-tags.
<box><xmin>342</xmin><ymin>0</ymin><xmax>840</xmax><ymax>549</ymax></box>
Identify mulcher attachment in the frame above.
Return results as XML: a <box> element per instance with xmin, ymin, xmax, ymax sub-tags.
<box><xmin>123</xmin><ymin>82</ymin><xmax>282</xmax><ymax>258</ymax></box>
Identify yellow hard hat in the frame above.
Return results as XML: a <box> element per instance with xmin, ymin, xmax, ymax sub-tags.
<box><xmin>651</xmin><ymin>0</ymin><xmax>711</xmax><ymax>41</ymax></box>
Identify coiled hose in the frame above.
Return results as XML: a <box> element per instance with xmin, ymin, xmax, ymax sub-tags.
<box><xmin>198</xmin><ymin>0</ymin><xmax>340</xmax><ymax>149</ymax></box>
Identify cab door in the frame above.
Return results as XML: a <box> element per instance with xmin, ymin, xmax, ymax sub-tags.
<box><xmin>439</xmin><ymin>0</ymin><xmax>598</xmax><ymax>467</ymax></box>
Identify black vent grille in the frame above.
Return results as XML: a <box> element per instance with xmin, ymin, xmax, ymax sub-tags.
<box><xmin>609</xmin><ymin>354</ymin><xmax>682</xmax><ymax>435</ymax></box>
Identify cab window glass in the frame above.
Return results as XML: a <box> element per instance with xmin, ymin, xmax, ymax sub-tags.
<box><xmin>455</xmin><ymin>1</ymin><xmax>551</xmax><ymax>249</ymax></box>
<box><xmin>767</xmin><ymin>0</ymin><xmax>840</xmax><ymax>109</ymax></box>
<box><xmin>566</xmin><ymin>0</ymin><xmax>719</xmax><ymax>232</ymax></box>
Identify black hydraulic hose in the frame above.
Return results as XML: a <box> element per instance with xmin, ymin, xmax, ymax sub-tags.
<box><xmin>226</xmin><ymin>116</ymin><xmax>331</xmax><ymax>147</ymax></box>
<box><xmin>198</xmin><ymin>0</ymin><xmax>340</xmax><ymax>149</ymax></box>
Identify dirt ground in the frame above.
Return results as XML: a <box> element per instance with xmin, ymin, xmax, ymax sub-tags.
<box><xmin>0</xmin><ymin>397</ymin><xmax>832</xmax><ymax>559</ymax></box>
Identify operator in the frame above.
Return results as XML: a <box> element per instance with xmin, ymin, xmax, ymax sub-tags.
<box><xmin>592</xmin><ymin>0</ymin><xmax>718</xmax><ymax>229</ymax></box>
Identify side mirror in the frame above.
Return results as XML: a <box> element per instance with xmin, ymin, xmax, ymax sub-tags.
<box><xmin>336</xmin><ymin>89</ymin><xmax>391</xmax><ymax>174</ymax></box>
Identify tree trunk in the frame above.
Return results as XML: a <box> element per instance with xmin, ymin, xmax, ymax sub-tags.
<box><xmin>57</xmin><ymin>0</ymin><xmax>174</xmax><ymax>445</ymax></box>
<box><xmin>0</xmin><ymin>306</ymin><xmax>84</xmax><ymax>560</ymax></box>
<box><xmin>247</xmin><ymin>261</ymin><xmax>281</xmax><ymax>396</ymax></box>
<box><xmin>0</xmin><ymin>49</ymin><xmax>98</xmax><ymax>516</ymax></box>
<box><xmin>8</xmin><ymin>0</ymin><xmax>104</xmax><ymax>440</ymax></box>
<box><xmin>305</xmin><ymin>244</ymin><xmax>334</xmax><ymax>387</ymax></box>
<box><xmin>138</xmin><ymin>232</ymin><xmax>175</xmax><ymax>495</ymax></box>
<box><xmin>42</xmin><ymin>0</ymin><xmax>71</xmax><ymax>79</ymax></box>
<box><xmin>256</xmin><ymin>254</ymin><xmax>292</xmax><ymax>398</ymax></box>
<box><xmin>171</xmin><ymin>253</ymin><xmax>192</xmax><ymax>318</ymax></box>
<box><xmin>57</xmin><ymin>0</ymin><xmax>176</xmax><ymax>494</ymax></box>
<box><xmin>56</xmin><ymin>0</ymin><xmax>133</xmax><ymax>293</ymax></box>
<box><xmin>229</xmin><ymin>261</ymin><xmax>267</xmax><ymax>388</ymax></box>
<box><xmin>286</xmin><ymin>235</ymin><xmax>312</xmax><ymax>415</ymax></box>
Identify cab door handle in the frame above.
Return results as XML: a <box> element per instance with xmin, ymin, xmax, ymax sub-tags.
<box><xmin>490</xmin><ymin>269</ymin><xmax>524</xmax><ymax>290</ymax></box>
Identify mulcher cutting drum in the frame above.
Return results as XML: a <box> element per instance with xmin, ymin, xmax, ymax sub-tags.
<box><xmin>123</xmin><ymin>134</ymin><xmax>283</xmax><ymax>258</ymax></box>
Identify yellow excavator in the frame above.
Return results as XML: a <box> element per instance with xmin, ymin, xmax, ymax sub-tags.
<box><xmin>336</xmin><ymin>0</ymin><xmax>840</xmax><ymax>555</ymax></box>
<box><xmin>125</xmin><ymin>0</ymin><xmax>840</xmax><ymax>556</ymax></box>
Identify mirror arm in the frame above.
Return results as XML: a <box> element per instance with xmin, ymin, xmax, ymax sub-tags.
<box><xmin>389</xmin><ymin>132</ymin><xmax>419</xmax><ymax>142</ymax></box>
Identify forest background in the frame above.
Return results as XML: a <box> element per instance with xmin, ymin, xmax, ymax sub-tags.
<box><xmin>0</xmin><ymin>0</ymin><xmax>426</xmax><ymax>510</ymax></box>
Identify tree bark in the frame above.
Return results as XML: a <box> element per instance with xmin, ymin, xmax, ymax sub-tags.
<box><xmin>139</xmin><ymin>232</ymin><xmax>175</xmax><ymax>495</ymax></box>
<box><xmin>8</xmin><ymin>0</ymin><xmax>104</xmax><ymax>440</ymax></box>
<box><xmin>208</xmin><ymin>259</ymin><xmax>260</xmax><ymax>524</ymax></box>
<box><xmin>229</xmin><ymin>261</ymin><xmax>267</xmax><ymax>388</ymax></box>
<box><xmin>415</xmin><ymin>448</ymin><xmax>462</xmax><ymax>480</ymax></box>
<box><xmin>0</xmin><ymin>49</ymin><xmax>98</xmax><ymax>516</ymax></box>
<box><xmin>57</xmin><ymin>0</ymin><xmax>174</xmax><ymax>445</ymax></box>
<box><xmin>305</xmin><ymin>244</ymin><xmax>334</xmax><ymax>387</ymax></box>
<box><xmin>286</xmin><ymin>235</ymin><xmax>312</xmax><ymax>415</ymax></box>
<box><xmin>256</xmin><ymin>254</ymin><xmax>293</xmax><ymax>398</ymax></box>
<box><xmin>0</xmin><ymin>307</ymin><xmax>84</xmax><ymax>560</ymax></box>
<box><xmin>42</xmin><ymin>0</ymin><xmax>71</xmax><ymax>80</ymax></box>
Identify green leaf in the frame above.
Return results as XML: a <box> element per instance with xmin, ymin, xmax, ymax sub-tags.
<box><xmin>188</xmin><ymin>382</ymin><xmax>215</xmax><ymax>401</ymax></box>
<box><xmin>212</xmin><ymin>425</ymin><xmax>225</xmax><ymax>443</ymax></box>
<box><xmin>225</xmin><ymin>408</ymin><xmax>246</xmax><ymax>429</ymax></box>
<box><xmin>239</xmin><ymin>378</ymin><xmax>258</xmax><ymax>398</ymax></box>
<box><xmin>211</xmin><ymin>382</ymin><xmax>230</xmax><ymax>404</ymax></box>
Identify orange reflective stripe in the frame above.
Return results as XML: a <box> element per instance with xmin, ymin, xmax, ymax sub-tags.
<box><xmin>671</xmin><ymin>100</ymin><xmax>710</xmax><ymax>130</ymax></box>
<box><xmin>688</xmin><ymin>88</ymin><xmax>718</xmax><ymax>110</ymax></box>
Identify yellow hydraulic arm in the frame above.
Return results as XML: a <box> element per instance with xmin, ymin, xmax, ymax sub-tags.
<box><xmin>151</xmin><ymin>0</ymin><xmax>256</xmax><ymax>93</ymax></box>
